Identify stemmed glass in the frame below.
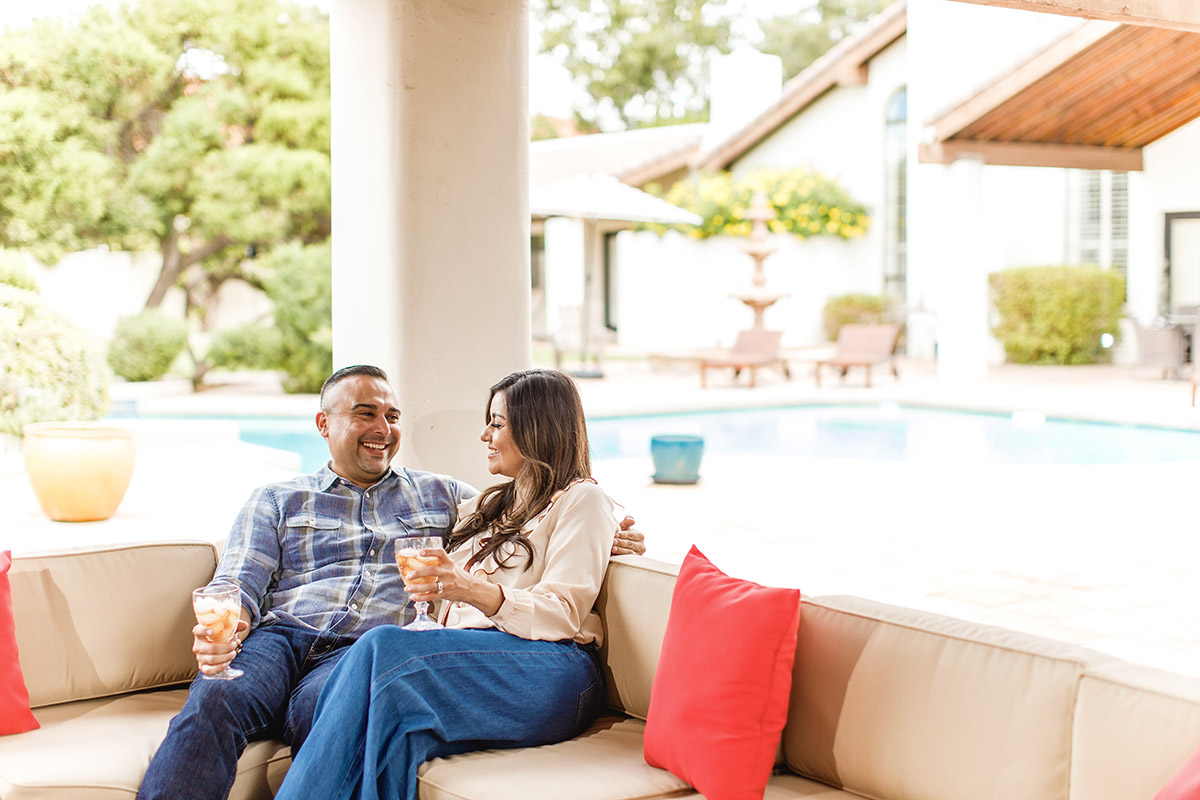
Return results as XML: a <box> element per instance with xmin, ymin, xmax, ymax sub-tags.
<box><xmin>192</xmin><ymin>586</ymin><xmax>244</xmax><ymax>680</ymax></box>
<box><xmin>395</xmin><ymin>536</ymin><xmax>444</xmax><ymax>631</ymax></box>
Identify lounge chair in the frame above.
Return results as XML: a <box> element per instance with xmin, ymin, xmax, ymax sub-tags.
<box><xmin>814</xmin><ymin>323</ymin><xmax>900</xmax><ymax>387</ymax></box>
<box><xmin>1132</xmin><ymin>318</ymin><xmax>1186</xmax><ymax>379</ymax></box>
<box><xmin>698</xmin><ymin>329</ymin><xmax>791</xmax><ymax>388</ymax></box>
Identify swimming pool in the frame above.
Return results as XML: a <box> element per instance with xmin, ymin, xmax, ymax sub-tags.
<box><xmin>210</xmin><ymin>404</ymin><xmax>1200</xmax><ymax>473</ymax></box>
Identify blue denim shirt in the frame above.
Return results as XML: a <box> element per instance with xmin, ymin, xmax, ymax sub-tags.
<box><xmin>212</xmin><ymin>465</ymin><xmax>476</xmax><ymax>637</ymax></box>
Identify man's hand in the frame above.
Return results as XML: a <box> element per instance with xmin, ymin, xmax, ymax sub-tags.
<box><xmin>611</xmin><ymin>515</ymin><xmax>646</xmax><ymax>556</ymax></box>
<box><xmin>193</xmin><ymin>618</ymin><xmax>250</xmax><ymax>676</ymax></box>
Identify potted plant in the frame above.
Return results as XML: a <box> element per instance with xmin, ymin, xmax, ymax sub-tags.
<box><xmin>0</xmin><ymin>282</ymin><xmax>130</xmax><ymax>521</ymax></box>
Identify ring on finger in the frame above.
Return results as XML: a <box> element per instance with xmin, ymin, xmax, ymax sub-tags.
<box><xmin>436</xmin><ymin>579</ymin><xmax>444</xmax><ymax>594</ymax></box>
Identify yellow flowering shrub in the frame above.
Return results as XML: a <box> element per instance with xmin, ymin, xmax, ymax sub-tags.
<box><xmin>644</xmin><ymin>167</ymin><xmax>870</xmax><ymax>240</ymax></box>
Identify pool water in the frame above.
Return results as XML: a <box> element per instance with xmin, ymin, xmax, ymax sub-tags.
<box><xmin>214</xmin><ymin>405</ymin><xmax>1200</xmax><ymax>473</ymax></box>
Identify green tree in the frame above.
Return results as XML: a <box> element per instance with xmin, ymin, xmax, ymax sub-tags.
<box><xmin>537</xmin><ymin>0</ymin><xmax>734</xmax><ymax>128</ymax></box>
<box><xmin>0</xmin><ymin>0</ymin><xmax>330</xmax><ymax>350</ymax></box>
<box><xmin>759</xmin><ymin>0</ymin><xmax>897</xmax><ymax>80</ymax></box>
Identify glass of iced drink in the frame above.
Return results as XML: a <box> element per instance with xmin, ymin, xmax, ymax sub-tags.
<box><xmin>395</xmin><ymin>536</ymin><xmax>444</xmax><ymax>631</ymax></box>
<box><xmin>192</xmin><ymin>585</ymin><xmax>244</xmax><ymax>680</ymax></box>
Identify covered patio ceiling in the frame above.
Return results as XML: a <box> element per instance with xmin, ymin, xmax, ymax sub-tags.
<box><xmin>920</xmin><ymin>20</ymin><xmax>1200</xmax><ymax>171</ymax></box>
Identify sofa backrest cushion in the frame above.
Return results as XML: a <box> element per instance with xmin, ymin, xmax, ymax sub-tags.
<box><xmin>1070</xmin><ymin>662</ymin><xmax>1200</xmax><ymax>800</ymax></box>
<box><xmin>595</xmin><ymin>555</ymin><xmax>678</xmax><ymax>720</ymax></box>
<box><xmin>10</xmin><ymin>542</ymin><xmax>218</xmax><ymax>708</ymax></box>
<box><xmin>786</xmin><ymin>596</ymin><xmax>1115</xmax><ymax>800</ymax></box>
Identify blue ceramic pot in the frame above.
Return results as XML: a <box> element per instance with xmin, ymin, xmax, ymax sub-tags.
<box><xmin>650</xmin><ymin>434</ymin><xmax>704</xmax><ymax>485</ymax></box>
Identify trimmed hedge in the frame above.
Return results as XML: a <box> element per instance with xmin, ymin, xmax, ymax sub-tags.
<box><xmin>107</xmin><ymin>309</ymin><xmax>189</xmax><ymax>382</ymax></box>
<box><xmin>989</xmin><ymin>265</ymin><xmax>1125</xmax><ymax>365</ymax></box>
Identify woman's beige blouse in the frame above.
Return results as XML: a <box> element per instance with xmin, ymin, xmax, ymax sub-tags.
<box><xmin>438</xmin><ymin>478</ymin><xmax>618</xmax><ymax>646</ymax></box>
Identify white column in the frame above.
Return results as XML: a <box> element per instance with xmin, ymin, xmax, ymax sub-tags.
<box><xmin>331</xmin><ymin>0</ymin><xmax>531</xmax><ymax>490</ymax></box>
<box><xmin>936</xmin><ymin>155</ymin><xmax>991</xmax><ymax>382</ymax></box>
<box><xmin>543</xmin><ymin>216</ymin><xmax>585</xmax><ymax>339</ymax></box>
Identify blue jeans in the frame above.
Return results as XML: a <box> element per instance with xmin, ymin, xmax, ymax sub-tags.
<box><xmin>274</xmin><ymin>626</ymin><xmax>604</xmax><ymax>800</ymax></box>
<box><xmin>137</xmin><ymin>622</ymin><xmax>358</xmax><ymax>800</ymax></box>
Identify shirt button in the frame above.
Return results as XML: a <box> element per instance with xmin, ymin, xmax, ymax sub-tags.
<box><xmin>369</xmin><ymin>549</ymin><xmax>376</xmax><ymax>557</ymax></box>
<box><xmin>350</xmin><ymin>602</ymin><xmax>359</xmax><ymax>611</ymax></box>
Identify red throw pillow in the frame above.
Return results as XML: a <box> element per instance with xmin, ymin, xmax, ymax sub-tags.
<box><xmin>643</xmin><ymin>545</ymin><xmax>801</xmax><ymax>800</ymax></box>
<box><xmin>1156</xmin><ymin>742</ymin><xmax>1200</xmax><ymax>799</ymax></box>
<box><xmin>0</xmin><ymin>551</ymin><xmax>38</xmax><ymax>736</ymax></box>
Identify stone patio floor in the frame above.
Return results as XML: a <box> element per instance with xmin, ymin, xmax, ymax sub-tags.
<box><xmin>4</xmin><ymin>356</ymin><xmax>1199</xmax><ymax>678</ymax></box>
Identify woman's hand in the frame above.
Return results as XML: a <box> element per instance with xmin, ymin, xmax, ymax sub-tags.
<box><xmin>612</xmin><ymin>515</ymin><xmax>646</xmax><ymax>556</ymax></box>
<box><xmin>404</xmin><ymin>548</ymin><xmax>505</xmax><ymax>618</ymax></box>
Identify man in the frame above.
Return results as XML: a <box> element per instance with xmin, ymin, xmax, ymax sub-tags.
<box><xmin>137</xmin><ymin>365</ymin><xmax>643</xmax><ymax>800</ymax></box>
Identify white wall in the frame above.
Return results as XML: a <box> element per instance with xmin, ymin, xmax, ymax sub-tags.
<box><xmin>25</xmin><ymin>249</ymin><xmax>186</xmax><ymax>342</ymax></box>
<box><xmin>981</xmin><ymin>167</ymin><xmax>1069</xmax><ymax>268</ymax></box>
<box><xmin>26</xmin><ymin>248</ymin><xmax>274</xmax><ymax>351</ymax></box>
<box><xmin>731</xmin><ymin>35</ymin><xmax>908</xmax><ymax>292</ymax></box>
<box><xmin>1133</xmin><ymin>118</ymin><xmax>1200</xmax><ymax>323</ymax></box>
<box><xmin>614</xmin><ymin>229</ymin><xmax>875</xmax><ymax>352</ymax></box>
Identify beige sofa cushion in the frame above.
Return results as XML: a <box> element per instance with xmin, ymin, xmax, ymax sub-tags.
<box><xmin>418</xmin><ymin>716</ymin><xmax>690</xmax><ymax>800</ymax></box>
<box><xmin>595</xmin><ymin>555</ymin><xmax>678</xmax><ymax>720</ymax></box>
<box><xmin>10</xmin><ymin>542</ymin><xmax>218</xmax><ymax>707</ymax></box>
<box><xmin>786</xmin><ymin>596</ymin><xmax>1115</xmax><ymax>800</ymax></box>
<box><xmin>1070</xmin><ymin>662</ymin><xmax>1200</xmax><ymax>800</ymax></box>
<box><xmin>0</xmin><ymin>689</ymin><xmax>288</xmax><ymax>800</ymax></box>
<box><xmin>419</xmin><ymin>716</ymin><xmax>864</xmax><ymax>800</ymax></box>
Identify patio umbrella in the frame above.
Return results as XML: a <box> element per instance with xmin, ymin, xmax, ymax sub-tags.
<box><xmin>529</xmin><ymin>174</ymin><xmax>701</xmax><ymax>378</ymax></box>
<box><xmin>529</xmin><ymin>173</ymin><xmax>703</xmax><ymax>226</ymax></box>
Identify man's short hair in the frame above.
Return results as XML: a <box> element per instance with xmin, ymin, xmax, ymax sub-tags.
<box><xmin>320</xmin><ymin>365</ymin><xmax>389</xmax><ymax>410</ymax></box>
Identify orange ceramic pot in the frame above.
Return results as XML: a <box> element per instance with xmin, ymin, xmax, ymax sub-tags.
<box><xmin>22</xmin><ymin>422</ymin><xmax>136</xmax><ymax>522</ymax></box>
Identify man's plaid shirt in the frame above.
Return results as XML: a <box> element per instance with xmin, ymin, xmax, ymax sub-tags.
<box><xmin>211</xmin><ymin>465</ymin><xmax>475</xmax><ymax>637</ymax></box>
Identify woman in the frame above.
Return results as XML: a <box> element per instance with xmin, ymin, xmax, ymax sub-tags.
<box><xmin>274</xmin><ymin>369</ymin><xmax>618</xmax><ymax>800</ymax></box>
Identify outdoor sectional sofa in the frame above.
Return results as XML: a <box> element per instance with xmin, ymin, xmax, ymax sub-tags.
<box><xmin>2</xmin><ymin>539</ymin><xmax>1200</xmax><ymax>799</ymax></box>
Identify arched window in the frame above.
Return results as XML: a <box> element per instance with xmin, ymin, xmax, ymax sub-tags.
<box><xmin>884</xmin><ymin>87</ymin><xmax>907</xmax><ymax>303</ymax></box>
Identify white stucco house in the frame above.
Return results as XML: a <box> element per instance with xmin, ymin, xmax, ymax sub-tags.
<box><xmin>532</xmin><ymin>0</ymin><xmax>1200</xmax><ymax>381</ymax></box>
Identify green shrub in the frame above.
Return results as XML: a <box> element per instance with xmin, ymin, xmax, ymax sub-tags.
<box><xmin>0</xmin><ymin>251</ymin><xmax>38</xmax><ymax>293</ymax></box>
<box><xmin>200</xmin><ymin>243</ymin><xmax>330</xmax><ymax>393</ymax></box>
<box><xmin>0</xmin><ymin>285</ymin><xmax>110</xmax><ymax>436</ymax></box>
<box><xmin>989</xmin><ymin>265</ymin><xmax>1125</xmax><ymax>365</ymax></box>
<box><xmin>822</xmin><ymin>293</ymin><xmax>894</xmax><ymax>341</ymax></box>
<box><xmin>206</xmin><ymin>324</ymin><xmax>284</xmax><ymax>371</ymax></box>
<box><xmin>107</xmin><ymin>309</ymin><xmax>189</xmax><ymax>382</ymax></box>
<box><xmin>264</xmin><ymin>241</ymin><xmax>331</xmax><ymax>393</ymax></box>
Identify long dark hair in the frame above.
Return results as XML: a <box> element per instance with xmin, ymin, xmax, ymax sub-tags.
<box><xmin>447</xmin><ymin>369</ymin><xmax>591</xmax><ymax>571</ymax></box>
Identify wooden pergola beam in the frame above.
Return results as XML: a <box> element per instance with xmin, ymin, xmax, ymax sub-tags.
<box><xmin>924</xmin><ymin>21</ymin><xmax>1118</xmax><ymax>145</ymax></box>
<box><xmin>948</xmin><ymin>0</ymin><xmax>1200</xmax><ymax>34</ymax></box>
<box><xmin>919</xmin><ymin>140</ymin><xmax>1144</xmax><ymax>171</ymax></box>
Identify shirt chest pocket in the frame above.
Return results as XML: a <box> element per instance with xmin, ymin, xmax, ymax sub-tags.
<box><xmin>283</xmin><ymin>513</ymin><xmax>346</xmax><ymax>568</ymax></box>
<box><xmin>393</xmin><ymin>511</ymin><xmax>453</xmax><ymax>541</ymax></box>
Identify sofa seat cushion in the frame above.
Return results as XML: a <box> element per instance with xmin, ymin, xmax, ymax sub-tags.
<box><xmin>418</xmin><ymin>716</ymin><xmax>690</xmax><ymax>800</ymax></box>
<box><xmin>0</xmin><ymin>690</ymin><xmax>289</xmax><ymax>800</ymax></box>
<box><xmin>417</xmin><ymin>715</ymin><xmax>868</xmax><ymax>800</ymax></box>
<box><xmin>764</xmin><ymin>773</ymin><xmax>871</xmax><ymax>798</ymax></box>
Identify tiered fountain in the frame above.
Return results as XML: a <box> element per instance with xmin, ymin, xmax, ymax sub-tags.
<box><xmin>731</xmin><ymin>192</ymin><xmax>788</xmax><ymax>329</ymax></box>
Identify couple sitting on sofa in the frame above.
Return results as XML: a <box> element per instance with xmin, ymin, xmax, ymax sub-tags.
<box><xmin>137</xmin><ymin>364</ymin><xmax>646</xmax><ymax>800</ymax></box>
